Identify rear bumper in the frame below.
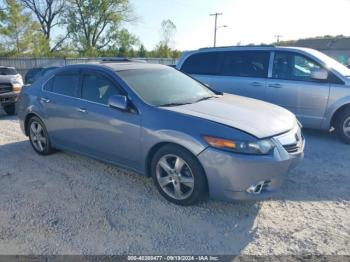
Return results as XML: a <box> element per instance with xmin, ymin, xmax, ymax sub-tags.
<box><xmin>0</xmin><ymin>91</ymin><xmax>18</xmax><ymax>105</ymax></box>
<box><xmin>198</xmin><ymin>141</ymin><xmax>304</xmax><ymax>201</ymax></box>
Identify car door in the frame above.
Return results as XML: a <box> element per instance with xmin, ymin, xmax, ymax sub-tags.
<box><xmin>74</xmin><ymin>70</ymin><xmax>142</xmax><ymax>168</ymax></box>
<box><xmin>214</xmin><ymin>50</ymin><xmax>270</xmax><ymax>100</ymax></box>
<box><xmin>40</xmin><ymin>71</ymin><xmax>82</xmax><ymax>149</ymax></box>
<box><xmin>180</xmin><ymin>51</ymin><xmax>269</xmax><ymax>100</ymax></box>
<box><xmin>265</xmin><ymin>51</ymin><xmax>330</xmax><ymax>128</ymax></box>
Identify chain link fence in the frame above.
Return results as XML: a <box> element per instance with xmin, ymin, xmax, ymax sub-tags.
<box><xmin>0</xmin><ymin>57</ymin><xmax>178</xmax><ymax>77</ymax></box>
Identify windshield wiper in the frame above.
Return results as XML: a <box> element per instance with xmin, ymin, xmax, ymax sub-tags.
<box><xmin>158</xmin><ymin>102</ymin><xmax>193</xmax><ymax>107</ymax></box>
<box><xmin>159</xmin><ymin>95</ymin><xmax>219</xmax><ymax>107</ymax></box>
<box><xmin>195</xmin><ymin>95</ymin><xmax>222</xmax><ymax>103</ymax></box>
<box><xmin>195</xmin><ymin>96</ymin><xmax>214</xmax><ymax>103</ymax></box>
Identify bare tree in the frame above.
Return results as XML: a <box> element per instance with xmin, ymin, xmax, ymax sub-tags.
<box><xmin>20</xmin><ymin>0</ymin><xmax>66</xmax><ymax>42</ymax></box>
<box><xmin>160</xmin><ymin>19</ymin><xmax>176</xmax><ymax>48</ymax></box>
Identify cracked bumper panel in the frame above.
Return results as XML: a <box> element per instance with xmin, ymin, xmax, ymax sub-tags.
<box><xmin>197</xmin><ymin>144</ymin><xmax>304</xmax><ymax>201</ymax></box>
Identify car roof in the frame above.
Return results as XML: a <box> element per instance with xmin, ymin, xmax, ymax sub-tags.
<box><xmin>188</xmin><ymin>45</ymin><xmax>315</xmax><ymax>53</ymax></box>
<box><xmin>101</xmin><ymin>62</ymin><xmax>167</xmax><ymax>71</ymax></box>
<box><xmin>60</xmin><ymin>61</ymin><xmax>168</xmax><ymax>72</ymax></box>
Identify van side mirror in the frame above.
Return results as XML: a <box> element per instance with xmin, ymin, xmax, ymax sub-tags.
<box><xmin>108</xmin><ymin>95</ymin><xmax>128</xmax><ymax>111</ymax></box>
<box><xmin>311</xmin><ymin>69</ymin><xmax>328</xmax><ymax>81</ymax></box>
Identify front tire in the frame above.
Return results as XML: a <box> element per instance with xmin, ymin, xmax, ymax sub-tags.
<box><xmin>3</xmin><ymin>103</ymin><xmax>16</xmax><ymax>115</ymax></box>
<box><xmin>28</xmin><ymin>116</ymin><xmax>53</xmax><ymax>155</ymax></box>
<box><xmin>151</xmin><ymin>144</ymin><xmax>207</xmax><ymax>206</ymax></box>
<box><xmin>335</xmin><ymin>107</ymin><xmax>350</xmax><ymax>144</ymax></box>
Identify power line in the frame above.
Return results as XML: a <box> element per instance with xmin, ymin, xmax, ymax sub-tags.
<box><xmin>275</xmin><ymin>35</ymin><xmax>283</xmax><ymax>44</ymax></box>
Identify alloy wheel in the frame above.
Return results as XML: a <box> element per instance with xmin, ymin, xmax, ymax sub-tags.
<box><xmin>156</xmin><ymin>154</ymin><xmax>195</xmax><ymax>200</ymax></box>
<box><xmin>29</xmin><ymin>121</ymin><xmax>47</xmax><ymax>152</ymax></box>
<box><xmin>343</xmin><ymin>116</ymin><xmax>350</xmax><ymax>139</ymax></box>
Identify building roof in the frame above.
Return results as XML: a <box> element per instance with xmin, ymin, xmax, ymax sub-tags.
<box><xmin>294</xmin><ymin>38</ymin><xmax>350</xmax><ymax>50</ymax></box>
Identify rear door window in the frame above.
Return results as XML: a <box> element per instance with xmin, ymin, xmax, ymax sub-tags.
<box><xmin>181</xmin><ymin>52</ymin><xmax>221</xmax><ymax>75</ymax></box>
<box><xmin>52</xmin><ymin>73</ymin><xmax>80</xmax><ymax>97</ymax></box>
<box><xmin>219</xmin><ymin>51</ymin><xmax>270</xmax><ymax>78</ymax></box>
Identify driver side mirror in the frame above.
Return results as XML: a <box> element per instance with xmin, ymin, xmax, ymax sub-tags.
<box><xmin>108</xmin><ymin>95</ymin><xmax>128</xmax><ymax>111</ymax></box>
<box><xmin>311</xmin><ymin>68</ymin><xmax>328</xmax><ymax>81</ymax></box>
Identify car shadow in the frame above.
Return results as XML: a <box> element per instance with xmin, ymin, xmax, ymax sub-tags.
<box><xmin>0</xmin><ymin>139</ymin><xmax>260</xmax><ymax>254</ymax></box>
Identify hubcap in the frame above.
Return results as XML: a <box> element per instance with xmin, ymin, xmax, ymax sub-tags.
<box><xmin>156</xmin><ymin>154</ymin><xmax>194</xmax><ymax>200</ymax></box>
<box><xmin>29</xmin><ymin>121</ymin><xmax>46</xmax><ymax>152</ymax></box>
<box><xmin>343</xmin><ymin>117</ymin><xmax>350</xmax><ymax>138</ymax></box>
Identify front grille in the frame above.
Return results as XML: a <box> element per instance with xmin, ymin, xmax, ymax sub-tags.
<box><xmin>274</xmin><ymin>126</ymin><xmax>304</xmax><ymax>154</ymax></box>
<box><xmin>0</xmin><ymin>83</ymin><xmax>12</xmax><ymax>94</ymax></box>
<box><xmin>283</xmin><ymin>143</ymin><xmax>300</xmax><ymax>153</ymax></box>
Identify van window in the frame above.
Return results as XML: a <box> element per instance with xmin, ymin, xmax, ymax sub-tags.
<box><xmin>273</xmin><ymin>52</ymin><xmax>322</xmax><ymax>82</ymax></box>
<box><xmin>52</xmin><ymin>74</ymin><xmax>80</xmax><ymax>97</ymax></box>
<box><xmin>219</xmin><ymin>51</ymin><xmax>270</xmax><ymax>78</ymax></box>
<box><xmin>181</xmin><ymin>52</ymin><xmax>220</xmax><ymax>75</ymax></box>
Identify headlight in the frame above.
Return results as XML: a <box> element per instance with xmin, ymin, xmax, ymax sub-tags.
<box><xmin>11</xmin><ymin>75</ymin><xmax>23</xmax><ymax>92</ymax></box>
<box><xmin>203</xmin><ymin>136</ymin><xmax>275</xmax><ymax>155</ymax></box>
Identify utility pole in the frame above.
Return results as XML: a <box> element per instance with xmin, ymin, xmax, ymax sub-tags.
<box><xmin>210</xmin><ymin>13</ymin><xmax>223</xmax><ymax>47</ymax></box>
<box><xmin>275</xmin><ymin>35</ymin><xmax>283</xmax><ymax>44</ymax></box>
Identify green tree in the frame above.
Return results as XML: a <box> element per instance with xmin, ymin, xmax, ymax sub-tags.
<box><xmin>115</xmin><ymin>28</ymin><xmax>139</xmax><ymax>57</ymax></box>
<box><xmin>137</xmin><ymin>44</ymin><xmax>147</xmax><ymax>57</ymax></box>
<box><xmin>66</xmin><ymin>0</ymin><xmax>133</xmax><ymax>55</ymax></box>
<box><xmin>0</xmin><ymin>0</ymin><xmax>47</xmax><ymax>56</ymax></box>
<box><xmin>153</xmin><ymin>43</ymin><xmax>172</xmax><ymax>58</ymax></box>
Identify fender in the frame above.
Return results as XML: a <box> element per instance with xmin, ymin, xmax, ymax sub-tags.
<box><xmin>141</xmin><ymin>129</ymin><xmax>208</xmax><ymax>175</ymax></box>
<box><xmin>322</xmin><ymin>95</ymin><xmax>350</xmax><ymax>129</ymax></box>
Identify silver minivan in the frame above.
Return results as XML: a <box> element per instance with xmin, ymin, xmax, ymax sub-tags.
<box><xmin>177</xmin><ymin>46</ymin><xmax>350</xmax><ymax>143</ymax></box>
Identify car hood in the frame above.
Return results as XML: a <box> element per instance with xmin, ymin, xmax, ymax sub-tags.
<box><xmin>162</xmin><ymin>94</ymin><xmax>297</xmax><ymax>139</ymax></box>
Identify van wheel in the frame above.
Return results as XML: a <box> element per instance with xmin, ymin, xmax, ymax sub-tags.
<box><xmin>151</xmin><ymin>144</ymin><xmax>208</xmax><ymax>206</ymax></box>
<box><xmin>28</xmin><ymin>116</ymin><xmax>53</xmax><ymax>155</ymax></box>
<box><xmin>3</xmin><ymin>104</ymin><xmax>16</xmax><ymax>115</ymax></box>
<box><xmin>335</xmin><ymin>107</ymin><xmax>350</xmax><ymax>144</ymax></box>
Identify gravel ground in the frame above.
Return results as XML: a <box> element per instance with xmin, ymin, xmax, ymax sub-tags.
<box><xmin>0</xmin><ymin>109</ymin><xmax>349</xmax><ymax>255</ymax></box>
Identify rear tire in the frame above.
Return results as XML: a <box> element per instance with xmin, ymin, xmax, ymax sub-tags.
<box><xmin>3</xmin><ymin>104</ymin><xmax>16</xmax><ymax>115</ymax></box>
<box><xmin>27</xmin><ymin>116</ymin><xmax>53</xmax><ymax>155</ymax></box>
<box><xmin>151</xmin><ymin>144</ymin><xmax>207</xmax><ymax>206</ymax></box>
<box><xmin>335</xmin><ymin>107</ymin><xmax>350</xmax><ymax>144</ymax></box>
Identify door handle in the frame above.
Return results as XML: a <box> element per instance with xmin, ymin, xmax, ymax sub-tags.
<box><xmin>268</xmin><ymin>83</ymin><xmax>283</xmax><ymax>88</ymax></box>
<box><xmin>40</xmin><ymin>97</ymin><xmax>50</xmax><ymax>103</ymax></box>
<box><xmin>77</xmin><ymin>108</ymin><xmax>87</xmax><ymax>113</ymax></box>
<box><xmin>251</xmin><ymin>82</ymin><xmax>263</xmax><ymax>87</ymax></box>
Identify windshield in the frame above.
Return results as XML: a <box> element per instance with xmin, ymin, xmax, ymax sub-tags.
<box><xmin>118</xmin><ymin>67</ymin><xmax>215</xmax><ymax>106</ymax></box>
<box><xmin>308</xmin><ymin>49</ymin><xmax>350</xmax><ymax>77</ymax></box>
<box><xmin>0</xmin><ymin>67</ymin><xmax>17</xmax><ymax>75</ymax></box>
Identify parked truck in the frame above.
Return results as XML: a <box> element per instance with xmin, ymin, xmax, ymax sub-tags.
<box><xmin>0</xmin><ymin>66</ymin><xmax>23</xmax><ymax>115</ymax></box>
